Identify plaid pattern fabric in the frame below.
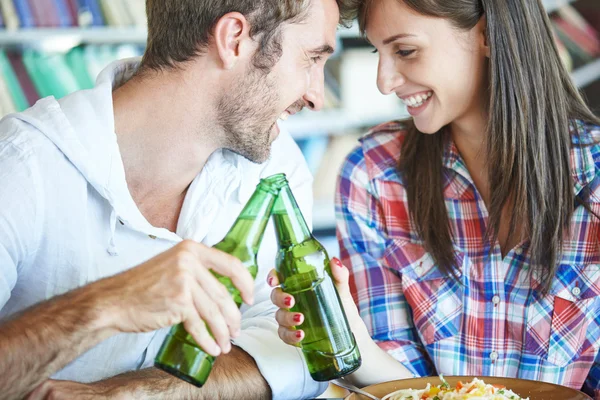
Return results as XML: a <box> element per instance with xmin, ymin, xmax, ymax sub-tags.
<box><xmin>335</xmin><ymin>120</ymin><xmax>600</xmax><ymax>396</ymax></box>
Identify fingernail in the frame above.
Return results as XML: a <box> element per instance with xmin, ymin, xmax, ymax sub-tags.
<box><xmin>293</xmin><ymin>314</ymin><xmax>303</xmax><ymax>324</ymax></box>
<box><xmin>295</xmin><ymin>330</ymin><xmax>303</xmax><ymax>339</ymax></box>
<box><xmin>284</xmin><ymin>297</ymin><xmax>292</xmax><ymax>307</ymax></box>
<box><xmin>268</xmin><ymin>276</ymin><xmax>273</xmax><ymax>286</ymax></box>
<box><xmin>213</xmin><ymin>345</ymin><xmax>222</xmax><ymax>356</ymax></box>
<box><xmin>332</xmin><ymin>258</ymin><xmax>342</xmax><ymax>267</ymax></box>
<box><xmin>233</xmin><ymin>329</ymin><xmax>241</xmax><ymax>338</ymax></box>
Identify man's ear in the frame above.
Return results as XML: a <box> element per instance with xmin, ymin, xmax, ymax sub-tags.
<box><xmin>213</xmin><ymin>12</ymin><xmax>252</xmax><ymax>70</ymax></box>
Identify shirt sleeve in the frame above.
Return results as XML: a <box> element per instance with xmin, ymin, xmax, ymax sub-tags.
<box><xmin>0</xmin><ymin>132</ymin><xmax>42</xmax><ymax>315</ymax></box>
<box><xmin>233</xmin><ymin>129</ymin><xmax>328</xmax><ymax>400</ymax></box>
<box><xmin>335</xmin><ymin>145</ymin><xmax>434</xmax><ymax>377</ymax></box>
<box><xmin>583</xmin><ymin>351</ymin><xmax>600</xmax><ymax>399</ymax></box>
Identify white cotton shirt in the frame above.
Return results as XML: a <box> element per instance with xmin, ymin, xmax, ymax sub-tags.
<box><xmin>0</xmin><ymin>58</ymin><xmax>328</xmax><ymax>400</ymax></box>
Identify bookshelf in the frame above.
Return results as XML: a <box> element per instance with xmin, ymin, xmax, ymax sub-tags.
<box><xmin>0</xmin><ymin>0</ymin><xmax>577</xmax><ymax>46</ymax></box>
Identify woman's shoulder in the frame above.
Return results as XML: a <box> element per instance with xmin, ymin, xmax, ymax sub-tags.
<box><xmin>340</xmin><ymin>120</ymin><xmax>411</xmax><ymax>183</ymax></box>
<box><xmin>571</xmin><ymin>120</ymin><xmax>600</xmax><ymax>194</ymax></box>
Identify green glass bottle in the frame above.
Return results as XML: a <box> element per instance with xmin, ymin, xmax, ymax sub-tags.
<box><xmin>154</xmin><ymin>174</ymin><xmax>285</xmax><ymax>387</ymax></box>
<box><xmin>272</xmin><ymin>176</ymin><xmax>361</xmax><ymax>381</ymax></box>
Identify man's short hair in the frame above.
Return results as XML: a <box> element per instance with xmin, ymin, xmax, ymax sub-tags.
<box><xmin>142</xmin><ymin>0</ymin><xmax>355</xmax><ymax>72</ymax></box>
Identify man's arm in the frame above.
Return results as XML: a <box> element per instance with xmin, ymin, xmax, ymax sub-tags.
<box><xmin>0</xmin><ymin>285</ymin><xmax>114</xmax><ymax>400</ymax></box>
<box><xmin>1</xmin><ymin>241</ymin><xmax>255</xmax><ymax>400</ymax></box>
<box><xmin>32</xmin><ymin>346</ymin><xmax>270</xmax><ymax>400</ymax></box>
<box><xmin>128</xmin><ymin>346</ymin><xmax>270</xmax><ymax>400</ymax></box>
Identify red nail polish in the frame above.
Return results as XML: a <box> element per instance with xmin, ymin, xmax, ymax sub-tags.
<box><xmin>295</xmin><ymin>331</ymin><xmax>303</xmax><ymax>339</ymax></box>
<box><xmin>284</xmin><ymin>297</ymin><xmax>292</xmax><ymax>307</ymax></box>
<box><xmin>268</xmin><ymin>277</ymin><xmax>273</xmax><ymax>286</ymax></box>
<box><xmin>333</xmin><ymin>258</ymin><xmax>342</xmax><ymax>267</ymax></box>
<box><xmin>293</xmin><ymin>314</ymin><xmax>302</xmax><ymax>323</ymax></box>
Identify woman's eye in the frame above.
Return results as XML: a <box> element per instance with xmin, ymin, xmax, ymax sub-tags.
<box><xmin>371</xmin><ymin>48</ymin><xmax>378</xmax><ymax>54</ymax></box>
<box><xmin>396</xmin><ymin>49</ymin><xmax>416</xmax><ymax>57</ymax></box>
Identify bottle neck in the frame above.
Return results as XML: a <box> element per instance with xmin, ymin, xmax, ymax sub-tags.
<box><xmin>215</xmin><ymin>181</ymin><xmax>279</xmax><ymax>258</ymax></box>
<box><xmin>272</xmin><ymin>184</ymin><xmax>312</xmax><ymax>247</ymax></box>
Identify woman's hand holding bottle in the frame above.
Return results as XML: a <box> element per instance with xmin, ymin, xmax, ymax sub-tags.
<box><xmin>267</xmin><ymin>257</ymin><xmax>369</xmax><ymax>347</ymax></box>
<box><xmin>268</xmin><ymin>257</ymin><xmax>414</xmax><ymax>387</ymax></box>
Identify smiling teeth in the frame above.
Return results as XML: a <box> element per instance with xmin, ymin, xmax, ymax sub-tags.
<box><xmin>403</xmin><ymin>91</ymin><xmax>433</xmax><ymax>108</ymax></box>
<box><xmin>279</xmin><ymin>112</ymin><xmax>289</xmax><ymax>121</ymax></box>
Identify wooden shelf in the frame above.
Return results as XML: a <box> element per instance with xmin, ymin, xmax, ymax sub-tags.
<box><xmin>0</xmin><ymin>27</ymin><xmax>147</xmax><ymax>51</ymax></box>
<box><xmin>572</xmin><ymin>58</ymin><xmax>600</xmax><ymax>88</ymax></box>
<box><xmin>282</xmin><ymin>107</ymin><xmax>409</xmax><ymax>139</ymax></box>
<box><xmin>543</xmin><ymin>0</ymin><xmax>576</xmax><ymax>13</ymax></box>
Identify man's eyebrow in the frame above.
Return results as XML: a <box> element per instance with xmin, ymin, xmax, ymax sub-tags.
<box><xmin>383</xmin><ymin>33</ymin><xmax>416</xmax><ymax>45</ymax></box>
<box><xmin>308</xmin><ymin>44</ymin><xmax>335</xmax><ymax>55</ymax></box>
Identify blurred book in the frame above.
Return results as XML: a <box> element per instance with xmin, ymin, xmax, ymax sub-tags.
<box><xmin>12</xmin><ymin>0</ymin><xmax>34</xmax><ymax>28</ymax></box>
<box><xmin>77</xmin><ymin>0</ymin><xmax>105</xmax><ymax>27</ymax></box>
<box><xmin>0</xmin><ymin>44</ymin><xmax>143</xmax><ymax>117</ymax></box>
<box><xmin>0</xmin><ymin>70</ymin><xmax>17</xmax><ymax>114</ymax></box>
<box><xmin>0</xmin><ymin>0</ymin><xmax>146</xmax><ymax>28</ymax></box>
<box><xmin>0</xmin><ymin>50</ymin><xmax>29</xmax><ymax>111</ymax></box>
<box><xmin>0</xmin><ymin>0</ymin><xmax>19</xmax><ymax>30</ymax></box>
<box><xmin>551</xmin><ymin>4</ymin><xmax>600</xmax><ymax>68</ymax></box>
<box><xmin>7</xmin><ymin>51</ymin><xmax>38</xmax><ymax>106</ymax></box>
<box><xmin>54</xmin><ymin>0</ymin><xmax>76</xmax><ymax>27</ymax></box>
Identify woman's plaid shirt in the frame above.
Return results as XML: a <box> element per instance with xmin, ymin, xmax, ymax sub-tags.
<box><xmin>336</xmin><ymin>120</ymin><xmax>600</xmax><ymax>397</ymax></box>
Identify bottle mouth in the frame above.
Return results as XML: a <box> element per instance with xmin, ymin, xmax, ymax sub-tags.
<box><xmin>259</xmin><ymin>173</ymin><xmax>288</xmax><ymax>194</ymax></box>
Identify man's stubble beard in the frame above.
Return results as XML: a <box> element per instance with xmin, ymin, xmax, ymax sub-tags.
<box><xmin>216</xmin><ymin>67</ymin><xmax>279</xmax><ymax>164</ymax></box>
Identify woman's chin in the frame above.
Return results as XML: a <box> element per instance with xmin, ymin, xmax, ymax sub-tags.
<box><xmin>414</xmin><ymin>120</ymin><xmax>441</xmax><ymax>135</ymax></box>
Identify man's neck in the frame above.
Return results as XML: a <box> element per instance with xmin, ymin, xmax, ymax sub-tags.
<box><xmin>112</xmin><ymin>67</ymin><xmax>221</xmax><ymax>207</ymax></box>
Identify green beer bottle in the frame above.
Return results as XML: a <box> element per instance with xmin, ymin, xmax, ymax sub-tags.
<box><xmin>154</xmin><ymin>174</ymin><xmax>285</xmax><ymax>387</ymax></box>
<box><xmin>272</xmin><ymin>176</ymin><xmax>362</xmax><ymax>381</ymax></box>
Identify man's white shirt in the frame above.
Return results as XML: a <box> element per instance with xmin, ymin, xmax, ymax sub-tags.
<box><xmin>0</xmin><ymin>58</ymin><xmax>328</xmax><ymax>399</ymax></box>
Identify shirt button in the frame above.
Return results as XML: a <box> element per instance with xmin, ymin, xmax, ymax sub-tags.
<box><xmin>490</xmin><ymin>351</ymin><xmax>499</xmax><ymax>361</ymax></box>
<box><xmin>492</xmin><ymin>295</ymin><xmax>501</xmax><ymax>305</ymax></box>
<box><xmin>149</xmin><ymin>234</ymin><xmax>157</xmax><ymax>240</ymax></box>
<box><xmin>572</xmin><ymin>287</ymin><xmax>581</xmax><ymax>297</ymax></box>
<box><xmin>515</xmin><ymin>248</ymin><xmax>523</xmax><ymax>255</ymax></box>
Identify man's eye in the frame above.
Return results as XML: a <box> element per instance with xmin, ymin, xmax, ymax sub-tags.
<box><xmin>396</xmin><ymin>49</ymin><xmax>416</xmax><ymax>57</ymax></box>
<box><xmin>311</xmin><ymin>56</ymin><xmax>323</xmax><ymax>63</ymax></box>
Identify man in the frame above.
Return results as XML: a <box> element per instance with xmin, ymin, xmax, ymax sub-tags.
<box><xmin>0</xmin><ymin>0</ymin><xmax>349</xmax><ymax>399</ymax></box>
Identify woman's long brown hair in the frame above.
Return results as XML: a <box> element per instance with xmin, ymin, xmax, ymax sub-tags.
<box><xmin>352</xmin><ymin>0</ymin><xmax>600</xmax><ymax>292</ymax></box>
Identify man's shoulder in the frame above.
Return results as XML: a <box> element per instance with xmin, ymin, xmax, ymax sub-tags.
<box><xmin>0</xmin><ymin>111</ymin><xmax>53</xmax><ymax>163</ymax></box>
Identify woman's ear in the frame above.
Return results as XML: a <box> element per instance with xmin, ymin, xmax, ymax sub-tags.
<box><xmin>213</xmin><ymin>12</ymin><xmax>251</xmax><ymax>70</ymax></box>
<box><xmin>477</xmin><ymin>15</ymin><xmax>491</xmax><ymax>58</ymax></box>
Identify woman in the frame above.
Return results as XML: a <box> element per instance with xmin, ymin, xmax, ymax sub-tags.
<box><xmin>268</xmin><ymin>0</ymin><xmax>600</xmax><ymax>396</ymax></box>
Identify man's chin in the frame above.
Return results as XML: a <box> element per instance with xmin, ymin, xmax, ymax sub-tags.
<box><xmin>229</xmin><ymin>148</ymin><xmax>271</xmax><ymax>165</ymax></box>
